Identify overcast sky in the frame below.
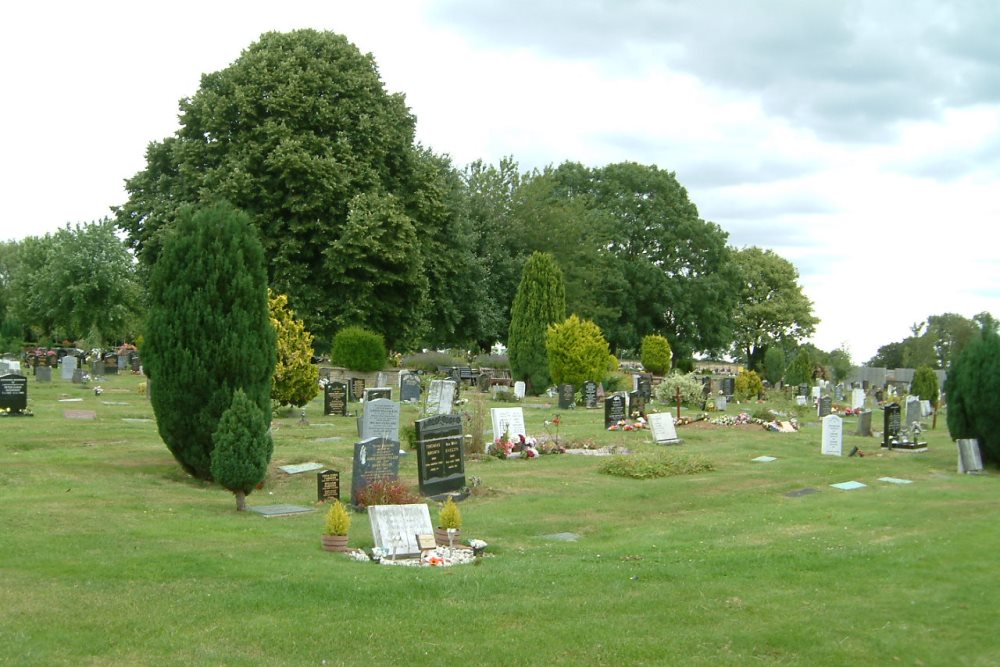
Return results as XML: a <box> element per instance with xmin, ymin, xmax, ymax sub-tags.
<box><xmin>2</xmin><ymin>1</ymin><xmax>997</xmax><ymax>362</ymax></box>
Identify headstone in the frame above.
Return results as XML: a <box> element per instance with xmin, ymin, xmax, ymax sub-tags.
<box><xmin>72</xmin><ymin>368</ymin><xmax>84</xmax><ymax>384</ymax></box>
<box><xmin>426</xmin><ymin>379</ymin><xmax>456</xmax><ymax>416</ymax></box>
<box><xmin>558</xmin><ymin>383</ymin><xmax>575</xmax><ymax>410</ymax></box>
<box><xmin>810</xmin><ymin>386</ymin><xmax>821</xmax><ymax>400</ymax></box>
<box><xmin>883</xmin><ymin>403</ymin><xmax>901</xmax><ymax>448</ymax></box>
<box><xmin>604</xmin><ymin>393</ymin><xmax>626</xmax><ymax>428</ymax></box>
<box><xmin>715</xmin><ymin>395</ymin><xmax>727</xmax><ymax>411</ymax></box>
<box><xmin>364</xmin><ymin>387</ymin><xmax>392</xmax><ymax>403</ymax></box>
<box><xmin>851</xmin><ymin>388</ymin><xmax>865</xmax><ymax>410</ymax></box>
<box><xmin>0</xmin><ymin>361</ymin><xmax>8</xmax><ymax>375</ymax></box>
<box><xmin>130</xmin><ymin>356</ymin><xmax>141</xmax><ymax>373</ymax></box>
<box><xmin>367</xmin><ymin>504</ymin><xmax>435</xmax><ymax>559</ymax></box>
<box><xmin>854</xmin><ymin>410</ymin><xmax>872</xmax><ymax>437</ymax></box>
<box><xmin>817</xmin><ymin>396</ymin><xmax>832</xmax><ymax>418</ymax></box>
<box><xmin>582</xmin><ymin>380</ymin><xmax>598</xmax><ymax>409</ymax></box>
<box><xmin>638</xmin><ymin>374</ymin><xmax>653</xmax><ymax>401</ymax></box>
<box><xmin>400</xmin><ymin>373</ymin><xmax>422</xmax><ymax>403</ymax></box>
<box><xmin>350</xmin><ymin>436</ymin><xmax>401</xmax><ymax>506</ymax></box>
<box><xmin>905</xmin><ymin>397</ymin><xmax>922</xmax><ymax>431</ymax></box>
<box><xmin>834</xmin><ymin>384</ymin><xmax>844</xmax><ymax>402</ymax></box>
<box><xmin>491</xmin><ymin>407</ymin><xmax>527</xmax><ymax>441</ymax></box>
<box><xmin>316</xmin><ymin>469</ymin><xmax>341</xmax><ymax>502</ymax></box>
<box><xmin>648</xmin><ymin>412</ymin><xmax>681</xmax><ymax>445</ymax></box>
<box><xmin>798</xmin><ymin>383</ymin><xmax>809</xmax><ymax>397</ymax></box>
<box><xmin>35</xmin><ymin>366</ymin><xmax>52</xmax><ymax>383</ymax></box>
<box><xmin>477</xmin><ymin>372</ymin><xmax>490</xmax><ymax>393</ymax></box>
<box><xmin>956</xmin><ymin>439</ymin><xmax>984</xmax><ymax>474</ymax></box>
<box><xmin>795</xmin><ymin>395</ymin><xmax>807</xmax><ymax>406</ymax></box>
<box><xmin>117</xmin><ymin>354</ymin><xmax>128</xmax><ymax>370</ymax></box>
<box><xmin>821</xmin><ymin>414</ymin><xmax>843</xmax><ymax>456</ymax></box>
<box><xmin>920</xmin><ymin>400</ymin><xmax>932</xmax><ymax>418</ymax></box>
<box><xmin>0</xmin><ymin>374</ymin><xmax>28</xmax><ymax>414</ymax></box>
<box><xmin>415</xmin><ymin>413</ymin><xmax>465</xmax><ymax>495</ymax></box>
<box><xmin>61</xmin><ymin>355</ymin><xmax>77</xmax><ymax>381</ymax></box>
<box><xmin>360</xmin><ymin>398</ymin><xmax>400</xmax><ymax>443</ymax></box>
<box><xmin>323</xmin><ymin>381</ymin><xmax>348</xmax><ymax>416</ymax></box>
<box><xmin>349</xmin><ymin>377</ymin><xmax>366</xmax><ymax>402</ymax></box>
<box><xmin>595</xmin><ymin>382</ymin><xmax>605</xmax><ymax>403</ymax></box>
<box><xmin>629</xmin><ymin>390</ymin><xmax>646</xmax><ymax>418</ymax></box>
<box><xmin>376</xmin><ymin>371</ymin><xmax>387</xmax><ymax>389</ymax></box>
<box><xmin>513</xmin><ymin>381</ymin><xmax>526</xmax><ymax>400</ymax></box>
<box><xmin>722</xmin><ymin>376</ymin><xmax>735</xmax><ymax>399</ymax></box>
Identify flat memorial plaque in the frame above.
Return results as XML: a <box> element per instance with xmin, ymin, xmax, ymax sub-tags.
<box><xmin>751</xmin><ymin>455</ymin><xmax>777</xmax><ymax>462</ymax></box>
<box><xmin>830</xmin><ymin>481</ymin><xmax>867</xmax><ymax>491</ymax></box>
<box><xmin>248</xmin><ymin>504</ymin><xmax>314</xmax><ymax>518</ymax></box>
<box><xmin>368</xmin><ymin>503</ymin><xmax>434</xmax><ymax>558</ymax></box>
<box><xmin>278</xmin><ymin>462</ymin><xmax>325</xmax><ymax>475</ymax></box>
<box><xmin>878</xmin><ymin>477</ymin><xmax>913</xmax><ymax>485</ymax></box>
<box><xmin>784</xmin><ymin>488</ymin><xmax>819</xmax><ymax>498</ymax></box>
<box><xmin>64</xmin><ymin>410</ymin><xmax>97</xmax><ymax>420</ymax></box>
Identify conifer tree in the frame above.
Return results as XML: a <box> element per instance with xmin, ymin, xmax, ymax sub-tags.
<box><xmin>144</xmin><ymin>202</ymin><xmax>275</xmax><ymax>480</ymax></box>
<box><xmin>211</xmin><ymin>389</ymin><xmax>273</xmax><ymax>511</ymax></box>
<box><xmin>270</xmin><ymin>291</ymin><xmax>319</xmax><ymax>408</ymax></box>
<box><xmin>508</xmin><ymin>252</ymin><xmax>566</xmax><ymax>393</ymax></box>
<box><xmin>946</xmin><ymin>330</ymin><xmax>1000</xmax><ymax>465</ymax></box>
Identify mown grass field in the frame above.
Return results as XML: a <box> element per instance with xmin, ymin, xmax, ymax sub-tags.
<box><xmin>1</xmin><ymin>374</ymin><xmax>997</xmax><ymax>666</ymax></box>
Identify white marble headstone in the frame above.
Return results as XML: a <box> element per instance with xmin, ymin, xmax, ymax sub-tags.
<box><xmin>648</xmin><ymin>412</ymin><xmax>681</xmax><ymax>445</ymax></box>
<box><xmin>368</xmin><ymin>504</ymin><xmax>434</xmax><ymax>558</ymax></box>
<box><xmin>513</xmin><ymin>381</ymin><xmax>526</xmax><ymax>400</ymax></box>
<box><xmin>491</xmin><ymin>407</ymin><xmax>526</xmax><ymax>441</ymax></box>
<box><xmin>851</xmin><ymin>388</ymin><xmax>865</xmax><ymax>410</ymax></box>
<box><xmin>821</xmin><ymin>414</ymin><xmax>843</xmax><ymax>456</ymax></box>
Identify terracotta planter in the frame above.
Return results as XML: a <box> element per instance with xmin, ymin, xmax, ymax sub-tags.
<box><xmin>321</xmin><ymin>534</ymin><xmax>349</xmax><ymax>552</ymax></box>
<box><xmin>434</xmin><ymin>527</ymin><xmax>461</xmax><ymax>547</ymax></box>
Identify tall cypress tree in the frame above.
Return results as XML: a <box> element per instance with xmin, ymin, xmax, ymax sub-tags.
<box><xmin>508</xmin><ymin>252</ymin><xmax>566</xmax><ymax>394</ymax></box>
<box><xmin>145</xmin><ymin>202</ymin><xmax>276</xmax><ymax>480</ymax></box>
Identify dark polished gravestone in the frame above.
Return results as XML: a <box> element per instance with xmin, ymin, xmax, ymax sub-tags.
<box><xmin>817</xmin><ymin>396</ymin><xmax>833</xmax><ymax>418</ymax></box>
<box><xmin>628</xmin><ymin>390</ymin><xmax>646</xmax><ymax>419</ymax></box>
<box><xmin>582</xmin><ymin>380</ymin><xmax>598</xmax><ymax>409</ymax></box>
<box><xmin>558</xmin><ymin>383</ymin><xmax>575</xmax><ymax>410</ymax></box>
<box><xmin>349</xmin><ymin>377</ymin><xmax>366</xmax><ymax>403</ymax></box>
<box><xmin>400</xmin><ymin>372</ymin><xmax>422</xmax><ymax>403</ymax></box>
<box><xmin>415</xmin><ymin>413</ymin><xmax>466</xmax><ymax>496</ymax></box>
<box><xmin>722</xmin><ymin>376</ymin><xmax>735</xmax><ymax>399</ymax></box>
<box><xmin>0</xmin><ymin>374</ymin><xmax>29</xmax><ymax>415</ymax></box>
<box><xmin>883</xmin><ymin>402</ymin><xmax>902</xmax><ymax>448</ymax></box>
<box><xmin>364</xmin><ymin>387</ymin><xmax>392</xmax><ymax>403</ymax></box>
<box><xmin>604</xmin><ymin>393</ymin><xmax>626</xmax><ymax>428</ymax></box>
<box><xmin>637</xmin><ymin>373</ymin><xmax>653</xmax><ymax>401</ymax></box>
<box><xmin>316</xmin><ymin>469</ymin><xmax>341</xmax><ymax>502</ymax></box>
<box><xmin>350</xmin><ymin>436</ymin><xmax>401</xmax><ymax>506</ymax></box>
<box><xmin>798</xmin><ymin>383</ymin><xmax>809</xmax><ymax>397</ymax></box>
<box><xmin>324</xmin><ymin>381</ymin><xmax>348</xmax><ymax>416</ymax></box>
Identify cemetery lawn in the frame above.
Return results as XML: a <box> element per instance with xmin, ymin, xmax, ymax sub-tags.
<box><xmin>2</xmin><ymin>377</ymin><xmax>998</xmax><ymax>667</ymax></box>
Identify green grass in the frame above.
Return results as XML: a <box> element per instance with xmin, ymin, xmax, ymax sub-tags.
<box><xmin>1</xmin><ymin>377</ymin><xmax>998</xmax><ymax>666</ymax></box>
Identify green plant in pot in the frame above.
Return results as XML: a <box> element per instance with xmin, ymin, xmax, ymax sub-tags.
<box><xmin>435</xmin><ymin>497</ymin><xmax>462</xmax><ymax>547</ymax></box>
<box><xmin>322</xmin><ymin>500</ymin><xmax>351</xmax><ymax>552</ymax></box>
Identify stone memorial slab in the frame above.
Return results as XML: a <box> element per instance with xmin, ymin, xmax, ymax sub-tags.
<box><xmin>324</xmin><ymin>381</ymin><xmax>348</xmax><ymax>416</ymax></box>
<box><xmin>491</xmin><ymin>407</ymin><xmax>527</xmax><ymax>441</ymax></box>
<box><xmin>558</xmin><ymin>383</ymin><xmax>575</xmax><ymax>410</ymax></box>
<box><xmin>830</xmin><ymin>480</ymin><xmax>866</xmax><ymax>490</ymax></box>
<box><xmin>349</xmin><ymin>377</ymin><xmax>366</xmax><ymax>402</ymax></box>
<box><xmin>400</xmin><ymin>373</ymin><xmax>422</xmax><ymax>403</ymax></box>
<box><xmin>350</xmin><ymin>436</ymin><xmax>401</xmax><ymax>506</ymax></box>
<box><xmin>376</xmin><ymin>371</ymin><xmax>387</xmax><ymax>389</ymax></box>
<box><xmin>426</xmin><ymin>379</ymin><xmax>456</xmax><ymax>416</ymax></box>
<box><xmin>714</xmin><ymin>395</ymin><xmax>727</xmax><ymax>412</ymax></box>
<box><xmin>582</xmin><ymin>380</ymin><xmax>598</xmax><ymax>409</ymax></box>
<box><xmin>957</xmin><ymin>439</ymin><xmax>984</xmax><ymax>474</ymax></box>
<box><xmin>61</xmin><ymin>355</ymin><xmax>78</xmax><ymax>381</ymax></box>
<box><xmin>0</xmin><ymin>361</ymin><xmax>9</xmax><ymax>375</ymax></box>
<box><xmin>817</xmin><ymin>396</ymin><xmax>832</xmax><ymax>418</ymax></box>
<box><xmin>368</xmin><ymin>503</ymin><xmax>435</xmax><ymax>558</ymax></box>
<box><xmin>513</xmin><ymin>381</ymin><xmax>526</xmax><ymax>400</ymax></box>
<box><xmin>883</xmin><ymin>403</ymin><xmax>901</xmax><ymax>448</ymax></box>
<box><xmin>905</xmin><ymin>397</ymin><xmax>922</xmax><ymax>431</ymax></box>
<box><xmin>851</xmin><ymin>387</ymin><xmax>865</xmax><ymax>410</ymax></box>
<box><xmin>648</xmin><ymin>412</ymin><xmax>681</xmax><ymax>445</ymax></box>
<box><xmin>752</xmin><ymin>455</ymin><xmax>777</xmax><ymax>462</ymax></box>
<box><xmin>360</xmin><ymin>398</ymin><xmax>400</xmax><ymax>443</ymax></box>
<box><xmin>117</xmin><ymin>354</ymin><xmax>128</xmax><ymax>370</ymax></box>
<box><xmin>364</xmin><ymin>387</ymin><xmax>392</xmax><ymax>403</ymax></box>
<box><xmin>35</xmin><ymin>366</ymin><xmax>52</xmax><ymax>383</ymax></box>
<box><xmin>278</xmin><ymin>462</ymin><xmax>324</xmax><ymax>475</ymax></box>
<box><xmin>878</xmin><ymin>477</ymin><xmax>913</xmax><ymax>485</ymax></box>
<box><xmin>604</xmin><ymin>393</ymin><xmax>626</xmax><ymax>428</ymax></box>
<box><xmin>0</xmin><ymin>374</ymin><xmax>29</xmax><ymax>414</ymax></box>
<box><xmin>415</xmin><ymin>414</ymin><xmax>465</xmax><ymax>496</ymax></box>
<box><xmin>784</xmin><ymin>487</ymin><xmax>818</xmax><ymax>498</ymax></box>
<box><xmin>64</xmin><ymin>410</ymin><xmax>97</xmax><ymax>420</ymax></box>
<box><xmin>248</xmin><ymin>504</ymin><xmax>313</xmax><ymax>518</ymax></box>
<box><xmin>722</xmin><ymin>376</ymin><xmax>735</xmax><ymax>399</ymax></box>
<box><xmin>477</xmin><ymin>372</ymin><xmax>490</xmax><ymax>393</ymax></box>
<box><xmin>317</xmin><ymin>469</ymin><xmax>341</xmax><ymax>502</ymax></box>
<box><xmin>821</xmin><ymin>414</ymin><xmax>843</xmax><ymax>456</ymax></box>
<box><xmin>854</xmin><ymin>410</ymin><xmax>873</xmax><ymax>437</ymax></box>
<box><xmin>834</xmin><ymin>384</ymin><xmax>844</xmax><ymax>402</ymax></box>
<box><xmin>541</xmin><ymin>532</ymin><xmax>580</xmax><ymax>542</ymax></box>
<box><xmin>72</xmin><ymin>368</ymin><xmax>84</xmax><ymax>384</ymax></box>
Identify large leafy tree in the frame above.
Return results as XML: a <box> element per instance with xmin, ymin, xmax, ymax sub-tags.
<box><xmin>730</xmin><ymin>246</ymin><xmax>818</xmax><ymax>371</ymax></box>
<box><xmin>145</xmin><ymin>202</ymin><xmax>275</xmax><ymax>481</ymax></box>
<box><xmin>115</xmin><ymin>29</ymin><xmax>428</xmax><ymax>346</ymax></box>
<box><xmin>9</xmin><ymin>220</ymin><xmax>139</xmax><ymax>346</ymax></box>
<box><xmin>508</xmin><ymin>252</ymin><xmax>566</xmax><ymax>393</ymax></box>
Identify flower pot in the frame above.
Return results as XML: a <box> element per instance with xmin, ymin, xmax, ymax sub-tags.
<box><xmin>321</xmin><ymin>534</ymin><xmax>349</xmax><ymax>552</ymax></box>
<box><xmin>434</xmin><ymin>527</ymin><xmax>461</xmax><ymax>547</ymax></box>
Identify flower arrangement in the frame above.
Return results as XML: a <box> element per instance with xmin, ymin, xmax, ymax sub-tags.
<box><xmin>492</xmin><ymin>429</ymin><xmax>547</xmax><ymax>459</ymax></box>
<box><xmin>608</xmin><ymin>416</ymin><xmax>647</xmax><ymax>431</ymax></box>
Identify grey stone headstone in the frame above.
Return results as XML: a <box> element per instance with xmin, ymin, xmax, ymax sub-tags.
<box><xmin>648</xmin><ymin>412</ymin><xmax>681</xmax><ymax>445</ymax></box>
<box><xmin>905</xmin><ymin>397</ymin><xmax>922</xmax><ymax>431</ymax></box>
<box><xmin>715</xmin><ymin>396</ymin><xmax>727</xmax><ymax>412</ymax></box>
<box><xmin>795</xmin><ymin>395</ymin><xmax>807</xmax><ymax>406</ymax></box>
<box><xmin>350</xmin><ymin>436</ymin><xmax>401</xmax><ymax>506</ymax></box>
<box><xmin>415</xmin><ymin>413</ymin><xmax>465</xmax><ymax>496</ymax></box>
<box><xmin>629</xmin><ymin>390</ymin><xmax>646</xmax><ymax>418</ymax></box>
<box><xmin>367</xmin><ymin>503</ymin><xmax>434</xmax><ymax>558</ymax></box>
<box><xmin>360</xmin><ymin>398</ymin><xmax>400</xmax><ymax>443</ymax></box>
<box><xmin>35</xmin><ymin>366</ymin><xmax>52</xmax><ymax>383</ymax></box>
<box><xmin>834</xmin><ymin>384</ymin><xmax>844</xmax><ymax>402</ymax></box>
<box><xmin>117</xmin><ymin>354</ymin><xmax>128</xmax><ymax>370</ymax></box>
<box><xmin>400</xmin><ymin>373</ymin><xmax>422</xmax><ymax>403</ymax></box>
<box><xmin>61</xmin><ymin>355</ymin><xmax>77</xmax><ymax>381</ymax></box>
<box><xmin>920</xmin><ymin>400</ymin><xmax>932</xmax><ymax>417</ymax></box>
<box><xmin>821</xmin><ymin>414</ymin><xmax>843</xmax><ymax>456</ymax></box>
<box><xmin>957</xmin><ymin>439</ymin><xmax>984</xmax><ymax>474</ymax></box>
<box><xmin>851</xmin><ymin>388</ymin><xmax>865</xmax><ymax>410</ymax></box>
<box><xmin>638</xmin><ymin>374</ymin><xmax>653</xmax><ymax>401</ymax></box>
<box><xmin>72</xmin><ymin>368</ymin><xmax>84</xmax><ymax>384</ymax></box>
<box><xmin>854</xmin><ymin>410</ymin><xmax>872</xmax><ymax>437</ymax></box>
<box><xmin>426</xmin><ymin>379</ymin><xmax>456</xmax><ymax>416</ymax></box>
<box><xmin>582</xmin><ymin>381</ymin><xmax>598</xmax><ymax>409</ymax></box>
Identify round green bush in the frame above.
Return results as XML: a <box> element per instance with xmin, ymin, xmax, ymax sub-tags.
<box><xmin>546</xmin><ymin>315</ymin><xmax>611</xmax><ymax>387</ymax></box>
<box><xmin>911</xmin><ymin>365</ymin><xmax>939</xmax><ymax>405</ymax></box>
<box><xmin>330</xmin><ymin>326</ymin><xmax>387</xmax><ymax>372</ymax></box>
<box><xmin>735</xmin><ymin>370</ymin><xmax>764</xmax><ymax>401</ymax></box>
<box><xmin>640</xmin><ymin>335</ymin><xmax>672</xmax><ymax>375</ymax></box>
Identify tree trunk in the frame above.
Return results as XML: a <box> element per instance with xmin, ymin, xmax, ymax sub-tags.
<box><xmin>235</xmin><ymin>489</ymin><xmax>247</xmax><ymax>511</ymax></box>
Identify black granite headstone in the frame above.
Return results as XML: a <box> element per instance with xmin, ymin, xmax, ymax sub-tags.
<box><xmin>350</xmin><ymin>437</ymin><xmax>401</xmax><ymax>506</ymax></box>
<box><xmin>638</xmin><ymin>374</ymin><xmax>653</xmax><ymax>401</ymax></box>
<box><xmin>324</xmin><ymin>381</ymin><xmax>348</xmax><ymax>416</ymax></box>
<box><xmin>349</xmin><ymin>377</ymin><xmax>366</xmax><ymax>402</ymax></box>
<box><xmin>722</xmin><ymin>377</ymin><xmax>735</xmax><ymax>399</ymax></box>
<box><xmin>400</xmin><ymin>373</ymin><xmax>422</xmax><ymax>403</ymax></box>
<box><xmin>0</xmin><ymin>374</ymin><xmax>28</xmax><ymax>414</ymax></box>
<box><xmin>415</xmin><ymin>414</ymin><xmax>465</xmax><ymax>496</ymax></box>
<box><xmin>629</xmin><ymin>390</ymin><xmax>645</xmax><ymax>418</ymax></box>
<box><xmin>316</xmin><ymin>469</ymin><xmax>341</xmax><ymax>502</ymax></box>
<box><xmin>818</xmin><ymin>396</ymin><xmax>832</xmax><ymax>418</ymax></box>
<box><xmin>364</xmin><ymin>387</ymin><xmax>391</xmax><ymax>402</ymax></box>
<box><xmin>582</xmin><ymin>380</ymin><xmax>598</xmax><ymax>409</ymax></box>
<box><xmin>883</xmin><ymin>403</ymin><xmax>901</xmax><ymax>448</ymax></box>
<box><xmin>558</xmin><ymin>383</ymin><xmax>575</xmax><ymax>410</ymax></box>
<box><xmin>798</xmin><ymin>383</ymin><xmax>809</xmax><ymax>397</ymax></box>
<box><xmin>605</xmin><ymin>394</ymin><xmax>626</xmax><ymax>428</ymax></box>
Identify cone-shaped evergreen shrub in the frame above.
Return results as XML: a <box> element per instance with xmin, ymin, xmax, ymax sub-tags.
<box><xmin>144</xmin><ymin>202</ymin><xmax>276</xmax><ymax>480</ymax></box>
<box><xmin>911</xmin><ymin>365</ymin><xmax>939</xmax><ymax>405</ymax></box>
<box><xmin>270</xmin><ymin>290</ymin><xmax>320</xmax><ymax>408</ymax></box>
<box><xmin>211</xmin><ymin>389</ymin><xmax>273</xmax><ymax>511</ymax></box>
<box><xmin>640</xmin><ymin>335</ymin><xmax>672</xmax><ymax>375</ymax></box>
<box><xmin>330</xmin><ymin>325</ymin><xmax>387</xmax><ymax>372</ymax></box>
<box><xmin>508</xmin><ymin>252</ymin><xmax>566</xmax><ymax>394</ymax></box>
<box><xmin>946</xmin><ymin>330</ymin><xmax>1000</xmax><ymax>465</ymax></box>
<box><xmin>763</xmin><ymin>347</ymin><xmax>786</xmax><ymax>386</ymax></box>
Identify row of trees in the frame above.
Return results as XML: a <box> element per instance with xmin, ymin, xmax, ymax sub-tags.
<box><xmin>867</xmin><ymin>312</ymin><xmax>999</xmax><ymax>370</ymax></box>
